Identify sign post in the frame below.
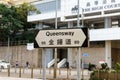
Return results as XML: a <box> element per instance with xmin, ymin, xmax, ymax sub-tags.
<box><xmin>54</xmin><ymin>0</ymin><xmax>58</xmax><ymax>79</ymax></box>
<box><xmin>35</xmin><ymin>29</ymin><xmax>87</xmax><ymax>48</ymax></box>
<box><xmin>35</xmin><ymin>28</ymin><xmax>88</xmax><ymax>80</ymax></box>
<box><xmin>42</xmin><ymin>48</ymin><xmax>46</xmax><ymax>80</ymax></box>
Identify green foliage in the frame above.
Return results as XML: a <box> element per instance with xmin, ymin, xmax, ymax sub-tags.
<box><xmin>0</xmin><ymin>4</ymin><xmax>23</xmax><ymax>42</ymax></box>
<box><xmin>15</xmin><ymin>29</ymin><xmax>39</xmax><ymax>43</ymax></box>
<box><xmin>101</xmin><ymin>63</ymin><xmax>108</xmax><ymax>70</ymax></box>
<box><xmin>114</xmin><ymin>62</ymin><xmax>120</xmax><ymax>71</ymax></box>
<box><xmin>88</xmin><ymin>63</ymin><xmax>96</xmax><ymax>71</ymax></box>
<box><xmin>16</xmin><ymin>3</ymin><xmax>40</xmax><ymax>31</ymax></box>
<box><xmin>90</xmin><ymin>63</ymin><xmax>120</xmax><ymax>80</ymax></box>
<box><xmin>0</xmin><ymin>3</ymin><xmax>40</xmax><ymax>42</ymax></box>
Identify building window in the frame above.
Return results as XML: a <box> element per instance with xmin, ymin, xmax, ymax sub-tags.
<box><xmin>86</xmin><ymin>2</ymin><xmax>90</xmax><ymax>7</ymax></box>
<box><xmin>111</xmin><ymin>0</ymin><xmax>115</xmax><ymax>3</ymax></box>
<box><xmin>103</xmin><ymin>0</ymin><xmax>107</xmax><ymax>4</ymax></box>
<box><xmin>95</xmin><ymin>1</ymin><xmax>98</xmax><ymax>5</ymax></box>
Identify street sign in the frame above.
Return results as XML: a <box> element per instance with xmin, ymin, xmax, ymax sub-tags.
<box><xmin>35</xmin><ymin>28</ymin><xmax>88</xmax><ymax>48</ymax></box>
<box><xmin>27</xmin><ymin>43</ymin><xmax>34</xmax><ymax>50</ymax></box>
<box><xmin>82</xmin><ymin>53</ymin><xmax>89</xmax><ymax>57</ymax></box>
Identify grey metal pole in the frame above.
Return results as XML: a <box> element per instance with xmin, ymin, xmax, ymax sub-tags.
<box><xmin>77</xmin><ymin>48</ymin><xmax>82</xmax><ymax>80</ymax></box>
<box><xmin>81</xmin><ymin>8</ymin><xmax>84</xmax><ymax>27</ymax></box>
<box><xmin>54</xmin><ymin>0</ymin><xmax>58</xmax><ymax>79</ymax></box>
<box><xmin>55</xmin><ymin>0</ymin><xmax>58</xmax><ymax>29</ymax></box>
<box><xmin>77</xmin><ymin>0</ymin><xmax>80</xmax><ymax>28</ymax></box>
<box><xmin>77</xmin><ymin>0</ymin><xmax>82</xmax><ymax>80</ymax></box>
<box><xmin>42</xmin><ymin>48</ymin><xmax>46</xmax><ymax>80</ymax></box>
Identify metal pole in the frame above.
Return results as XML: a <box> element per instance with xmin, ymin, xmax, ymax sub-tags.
<box><xmin>77</xmin><ymin>48</ymin><xmax>82</xmax><ymax>80</ymax></box>
<box><xmin>42</xmin><ymin>48</ymin><xmax>46</xmax><ymax>80</ymax></box>
<box><xmin>54</xmin><ymin>0</ymin><xmax>58</xmax><ymax>79</ymax></box>
<box><xmin>77</xmin><ymin>0</ymin><xmax>82</xmax><ymax>80</ymax></box>
<box><xmin>77</xmin><ymin>0</ymin><xmax>80</xmax><ymax>28</ymax></box>
<box><xmin>81</xmin><ymin>8</ymin><xmax>84</xmax><ymax>27</ymax></box>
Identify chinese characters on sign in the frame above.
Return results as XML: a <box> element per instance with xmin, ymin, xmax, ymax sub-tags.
<box><xmin>35</xmin><ymin>28</ymin><xmax>88</xmax><ymax>48</ymax></box>
<box><xmin>86</xmin><ymin>0</ymin><xmax>116</xmax><ymax>7</ymax></box>
<box><xmin>71</xmin><ymin>0</ymin><xmax>118</xmax><ymax>13</ymax></box>
<box><xmin>41</xmin><ymin>39</ymin><xmax>80</xmax><ymax>46</ymax></box>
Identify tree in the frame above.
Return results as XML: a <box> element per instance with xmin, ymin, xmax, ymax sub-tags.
<box><xmin>16</xmin><ymin>3</ymin><xmax>40</xmax><ymax>31</ymax></box>
<box><xmin>0</xmin><ymin>3</ymin><xmax>40</xmax><ymax>43</ymax></box>
<box><xmin>0</xmin><ymin>4</ymin><xmax>23</xmax><ymax>42</ymax></box>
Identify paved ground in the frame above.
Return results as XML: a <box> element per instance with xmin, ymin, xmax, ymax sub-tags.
<box><xmin>0</xmin><ymin>68</ymin><xmax>91</xmax><ymax>80</ymax></box>
<box><xmin>0</xmin><ymin>77</ymin><xmax>41</xmax><ymax>80</ymax></box>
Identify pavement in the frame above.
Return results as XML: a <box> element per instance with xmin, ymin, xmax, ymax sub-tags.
<box><xmin>0</xmin><ymin>68</ymin><xmax>91</xmax><ymax>80</ymax></box>
<box><xmin>0</xmin><ymin>77</ymin><xmax>41</xmax><ymax>80</ymax></box>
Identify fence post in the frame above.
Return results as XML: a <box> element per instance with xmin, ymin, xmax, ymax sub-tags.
<box><xmin>31</xmin><ymin>67</ymin><xmax>33</xmax><ymax>78</ymax></box>
<box><xmin>8</xmin><ymin>66</ymin><xmax>10</xmax><ymax>77</ymax></box>
<box><xmin>19</xmin><ymin>67</ymin><xmax>21</xmax><ymax>77</ymax></box>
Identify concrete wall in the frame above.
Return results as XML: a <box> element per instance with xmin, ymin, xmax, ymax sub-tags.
<box><xmin>0</xmin><ymin>46</ymin><xmax>42</xmax><ymax>68</ymax></box>
<box><xmin>71</xmin><ymin>48</ymin><xmax>105</xmax><ymax>68</ymax></box>
<box><xmin>0</xmin><ymin>46</ymin><xmax>106</xmax><ymax>68</ymax></box>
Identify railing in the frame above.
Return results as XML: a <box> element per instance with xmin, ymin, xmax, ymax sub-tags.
<box><xmin>47</xmin><ymin>59</ymin><xmax>55</xmax><ymax>68</ymax></box>
<box><xmin>57</xmin><ymin>58</ymin><xmax>66</xmax><ymax>68</ymax></box>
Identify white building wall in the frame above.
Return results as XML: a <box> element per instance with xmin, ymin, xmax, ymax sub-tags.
<box><xmin>90</xmin><ymin>28</ymin><xmax>120</xmax><ymax>41</ymax></box>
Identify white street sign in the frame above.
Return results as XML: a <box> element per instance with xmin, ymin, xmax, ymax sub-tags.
<box><xmin>35</xmin><ymin>28</ymin><xmax>87</xmax><ymax>48</ymax></box>
<box><xmin>27</xmin><ymin>43</ymin><xmax>34</xmax><ymax>50</ymax></box>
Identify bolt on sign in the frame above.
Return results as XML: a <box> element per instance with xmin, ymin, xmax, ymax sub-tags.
<box><xmin>35</xmin><ymin>28</ymin><xmax>88</xmax><ymax>48</ymax></box>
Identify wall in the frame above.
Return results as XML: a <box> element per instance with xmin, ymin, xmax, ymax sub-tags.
<box><xmin>71</xmin><ymin>47</ymin><xmax>105</xmax><ymax>68</ymax></box>
<box><xmin>0</xmin><ymin>46</ymin><xmax>106</xmax><ymax>68</ymax></box>
<box><xmin>0</xmin><ymin>45</ymin><xmax>41</xmax><ymax>68</ymax></box>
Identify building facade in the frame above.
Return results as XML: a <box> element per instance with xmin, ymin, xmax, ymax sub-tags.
<box><xmin>28</xmin><ymin>0</ymin><xmax>120</xmax><ymax>68</ymax></box>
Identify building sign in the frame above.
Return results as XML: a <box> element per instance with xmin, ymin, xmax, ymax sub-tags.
<box><xmin>71</xmin><ymin>0</ymin><xmax>120</xmax><ymax>13</ymax></box>
<box><xmin>72</xmin><ymin>3</ymin><xmax>120</xmax><ymax>13</ymax></box>
<box><xmin>61</xmin><ymin>0</ymin><xmax>120</xmax><ymax>16</ymax></box>
<box><xmin>82</xmin><ymin>53</ymin><xmax>89</xmax><ymax>57</ymax></box>
<box><xmin>35</xmin><ymin>28</ymin><xmax>88</xmax><ymax>48</ymax></box>
<box><xmin>27</xmin><ymin>43</ymin><xmax>34</xmax><ymax>50</ymax></box>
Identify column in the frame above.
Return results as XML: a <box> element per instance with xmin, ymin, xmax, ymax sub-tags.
<box><xmin>104</xmin><ymin>17</ymin><xmax>111</xmax><ymax>28</ymax></box>
<box><xmin>67</xmin><ymin>22</ymin><xmax>73</xmax><ymax>67</ymax></box>
<box><xmin>105</xmin><ymin>41</ymin><xmax>111</xmax><ymax>68</ymax></box>
<box><xmin>104</xmin><ymin>17</ymin><xmax>112</xmax><ymax>68</ymax></box>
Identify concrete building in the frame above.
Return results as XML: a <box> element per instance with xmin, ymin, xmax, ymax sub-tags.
<box><xmin>27</xmin><ymin>0</ymin><xmax>120</xmax><ymax>68</ymax></box>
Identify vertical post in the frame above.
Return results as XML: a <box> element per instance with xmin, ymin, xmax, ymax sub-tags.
<box><xmin>77</xmin><ymin>0</ymin><xmax>80</xmax><ymax>28</ymax></box>
<box><xmin>42</xmin><ymin>48</ymin><xmax>46</xmax><ymax>80</ymax></box>
<box><xmin>31</xmin><ymin>50</ymin><xmax>34</xmax><ymax>78</ymax></box>
<box><xmin>81</xmin><ymin>8</ymin><xmax>84</xmax><ymax>27</ymax></box>
<box><xmin>77</xmin><ymin>0</ymin><xmax>82</xmax><ymax>80</ymax></box>
<box><xmin>8</xmin><ymin>37</ymin><xmax>10</xmax><ymax>63</ymax></box>
<box><xmin>77</xmin><ymin>48</ymin><xmax>82</xmax><ymax>80</ymax></box>
<box><xmin>19</xmin><ymin>45</ymin><xmax>22</xmax><ymax>78</ymax></box>
<box><xmin>54</xmin><ymin>48</ymin><xmax>57</xmax><ymax>80</ymax></box>
<box><xmin>54</xmin><ymin>0</ymin><xmax>58</xmax><ymax>79</ymax></box>
<box><xmin>8</xmin><ymin>66</ymin><xmax>10</xmax><ymax>77</ymax></box>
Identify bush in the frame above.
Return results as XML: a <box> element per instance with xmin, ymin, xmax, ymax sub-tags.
<box><xmin>101</xmin><ymin>63</ymin><xmax>108</xmax><ymax>70</ymax></box>
<box><xmin>88</xmin><ymin>63</ymin><xmax>96</xmax><ymax>71</ymax></box>
<box><xmin>114</xmin><ymin>62</ymin><xmax>120</xmax><ymax>71</ymax></box>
